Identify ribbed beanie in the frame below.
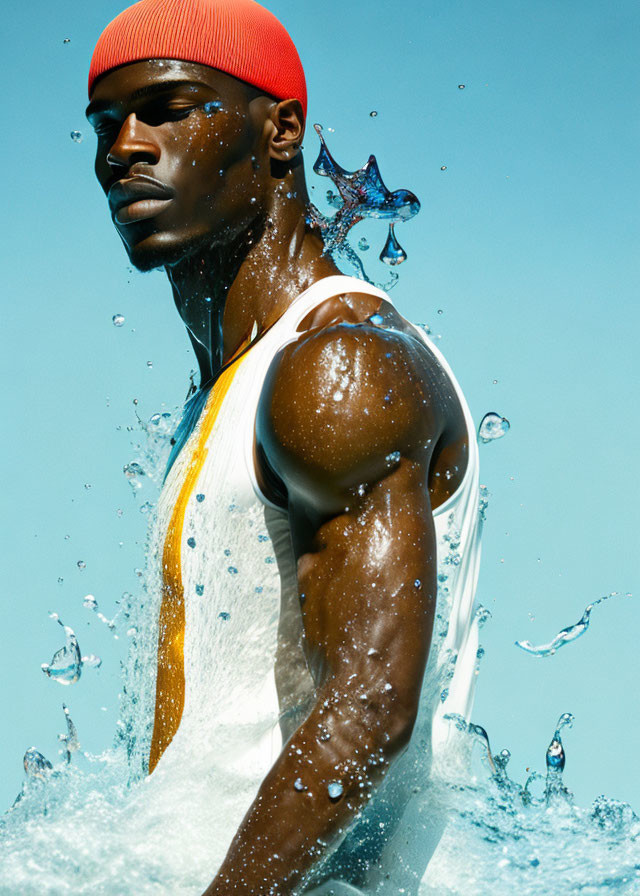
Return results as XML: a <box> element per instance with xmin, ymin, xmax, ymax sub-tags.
<box><xmin>88</xmin><ymin>0</ymin><xmax>307</xmax><ymax>115</ymax></box>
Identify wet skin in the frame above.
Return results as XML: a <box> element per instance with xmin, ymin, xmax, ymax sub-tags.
<box><xmin>87</xmin><ymin>59</ymin><xmax>467</xmax><ymax>894</ymax></box>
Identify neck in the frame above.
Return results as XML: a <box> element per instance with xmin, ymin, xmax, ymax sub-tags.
<box><xmin>166</xmin><ymin>168</ymin><xmax>339</xmax><ymax>388</ymax></box>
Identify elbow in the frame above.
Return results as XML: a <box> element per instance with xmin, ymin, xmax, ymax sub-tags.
<box><xmin>383</xmin><ymin>706</ymin><xmax>418</xmax><ymax>758</ymax></box>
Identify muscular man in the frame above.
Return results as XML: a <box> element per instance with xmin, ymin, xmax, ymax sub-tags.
<box><xmin>86</xmin><ymin>0</ymin><xmax>482</xmax><ymax>892</ymax></box>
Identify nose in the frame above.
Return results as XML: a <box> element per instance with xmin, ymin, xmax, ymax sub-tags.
<box><xmin>106</xmin><ymin>113</ymin><xmax>160</xmax><ymax>172</ymax></box>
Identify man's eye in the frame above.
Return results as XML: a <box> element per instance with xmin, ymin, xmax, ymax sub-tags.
<box><xmin>142</xmin><ymin>104</ymin><xmax>196</xmax><ymax>126</ymax></box>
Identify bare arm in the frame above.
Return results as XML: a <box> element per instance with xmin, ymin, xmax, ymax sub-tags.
<box><xmin>204</xmin><ymin>321</ymin><xmax>450</xmax><ymax>895</ymax></box>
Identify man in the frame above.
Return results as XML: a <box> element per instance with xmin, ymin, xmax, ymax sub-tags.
<box><xmin>87</xmin><ymin>0</ymin><xmax>482</xmax><ymax>892</ymax></box>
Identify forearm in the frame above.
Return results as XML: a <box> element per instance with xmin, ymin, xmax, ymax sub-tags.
<box><xmin>204</xmin><ymin>682</ymin><xmax>408</xmax><ymax>895</ymax></box>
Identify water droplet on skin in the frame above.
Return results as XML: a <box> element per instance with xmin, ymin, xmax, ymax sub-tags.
<box><xmin>380</xmin><ymin>223</ymin><xmax>407</xmax><ymax>266</ymax></box>
<box><xmin>23</xmin><ymin>748</ymin><xmax>53</xmax><ymax>780</ymax></box>
<box><xmin>294</xmin><ymin>777</ymin><xmax>306</xmax><ymax>791</ymax></box>
<box><xmin>369</xmin><ymin>111</ymin><xmax>378</xmax><ymax>118</ymax></box>
<box><xmin>218</xmin><ymin>611</ymin><xmax>230</xmax><ymax>620</ymax></box>
<box><xmin>203</xmin><ymin>100</ymin><xmax>223</xmax><ymax>116</ymax></box>
<box><xmin>112</xmin><ymin>314</ymin><xmax>125</xmax><ymax>327</ymax></box>
<box><xmin>414</xmin><ymin>579</ymin><xmax>422</xmax><ymax>589</ymax></box>
<box><xmin>187</xmin><ymin>537</ymin><xmax>196</xmax><ymax>549</ymax></box>
<box><xmin>385</xmin><ymin>450</ymin><xmax>401</xmax><ymax>467</ymax></box>
<box><xmin>77</xmin><ymin>561</ymin><xmax>86</xmax><ymax>570</ymax></box>
<box><xmin>70</xmin><ymin>130</ymin><xmax>83</xmax><ymax>144</ymax></box>
<box><xmin>358</xmin><ymin>237</ymin><xmax>370</xmax><ymax>251</ymax></box>
<box><xmin>478</xmin><ymin>412</ymin><xmax>510</xmax><ymax>443</ymax></box>
<box><xmin>368</xmin><ymin>312</ymin><xmax>384</xmax><ymax>326</ymax></box>
<box><xmin>328</xmin><ymin>781</ymin><xmax>344</xmax><ymax>800</ymax></box>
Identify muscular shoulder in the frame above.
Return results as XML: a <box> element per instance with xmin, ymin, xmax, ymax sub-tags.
<box><xmin>256</xmin><ymin>318</ymin><xmax>453</xmax><ymax>509</ymax></box>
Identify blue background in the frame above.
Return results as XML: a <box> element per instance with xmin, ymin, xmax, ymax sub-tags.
<box><xmin>2</xmin><ymin>0</ymin><xmax>638</xmax><ymax>813</ymax></box>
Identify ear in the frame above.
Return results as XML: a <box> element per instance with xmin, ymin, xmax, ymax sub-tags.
<box><xmin>266</xmin><ymin>99</ymin><xmax>306</xmax><ymax>162</ymax></box>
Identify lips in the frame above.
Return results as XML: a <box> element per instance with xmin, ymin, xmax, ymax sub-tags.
<box><xmin>108</xmin><ymin>175</ymin><xmax>176</xmax><ymax>225</ymax></box>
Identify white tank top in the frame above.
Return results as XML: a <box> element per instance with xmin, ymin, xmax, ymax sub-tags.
<box><xmin>145</xmin><ymin>275</ymin><xmax>482</xmax><ymax>893</ymax></box>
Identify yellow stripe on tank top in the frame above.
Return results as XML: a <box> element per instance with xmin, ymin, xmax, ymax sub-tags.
<box><xmin>149</xmin><ymin>350</ymin><xmax>249</xmax><ymax>774</ymax></box>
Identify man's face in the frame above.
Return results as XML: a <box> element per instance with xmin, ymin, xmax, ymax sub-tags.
<box><xmin>86</xmin><ymin>60</ymin><xmax>269</xmax><ymax>271</ymax></box>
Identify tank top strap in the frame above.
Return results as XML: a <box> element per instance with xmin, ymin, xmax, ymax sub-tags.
<box><xmin>274</xmin><ymin>274</ymin><xmax>392</xmax><ymax>335</ymax></box>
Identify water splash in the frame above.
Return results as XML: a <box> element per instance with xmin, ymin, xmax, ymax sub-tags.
<box><xmin>308</xmin><ymin>124</ymin><xmax>420</xmax><ymax>286</ymax></box>
<box><xmin>515</xmin><ymin>592</ymin><xmax>629</xmax><ymax>657</ymax></box>
<box><xmin>22</xmin><ymin>748</ymin><xmax>53</xmax><ymax>781</ymax></box>
<box><xmin>478</xmin><ymin>411</ymin><xmax>510</xmax><ymax>443</ymax></box>
<box><xmin>41</xmin><ymin>615</ymin><xmax>101</xmax><ymax>684</ymax></box>
<box><xmin>41</xmin><ymin>616</ymin><xmax>82</xmax><ymax>685</ymax></box>
<box><xmin>58</xmin><ymin>704</ymin><xmax>80</xmax><ymax>765</ymax></box>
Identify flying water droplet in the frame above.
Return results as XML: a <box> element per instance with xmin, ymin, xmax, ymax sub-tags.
<box><xmin>63</xmin><ymin>38</ymin><xmax>71</xmax><ymax>43</ymax></box>
<box><xmin>515</xmin><ymin>593</ymin><xmax>626</xmax><ymax>658</ymax></box>
<box><xmin>58</xmin><ymin>704</ymin><xmax>80</xmax><ymax>764</ymax></box>
<box><xmin>369</xmin><ymin>110</ymin><xmax>378</xmax><ymax>118</ymax></box>
<box><xmin>458</xmin><ymin>84</ymin><xmax>465</xmax><ymax>89</ymax></box>
<box><xmin>77</xmin><ymin>561</ymin><xmax>86</xmax><ymax>570</ymax></box>
<box><xmin>123</xmin><ymin>462</ymin><xmax>145</xmax><ymax>491</ymax></box>
<box><xmin>478</xmin><ymin>412</ymin><xmax>510</xmax><ymax>443</ymax></box>
<box><xmin>23</xmin><ymin>748</ymin><xmax>53</xmax><ymax>780</ymax></box>
<box><xmin>440</xmin><ymin>166</ymin><xmax>447</xmax><ymax>171</ymax></box>
<box><xmin>380</xmin><ymin>224</ymin><xmax>407</xmax><ymax>266</ymax></box>
<box><xmin>81</xmin><ymin>654</ymin><xmax>102</xmax><ymax>668</ymax></box>
<box><xmin>83</xmin><ymin>594</ymin><xmax>98</xmax><ymax>610</ymax></box>
<box><xmin>70</xmin><ymin>130</ymin><xmax>83</xmax><ymax>144</ymax></box>
<box><xmin>112</xmin><ymin>314</ymin><xmax>125</xmax><ymax>327</ymax></box>
<box><xmin>41</xmin><ymin>617</ymin><xmax>82</xmax><ymax>685</ymax></box>
<box><xmin>139</xmin><ymin>502</ymin><xmax>153</xmax><ymax>514</ymax></box>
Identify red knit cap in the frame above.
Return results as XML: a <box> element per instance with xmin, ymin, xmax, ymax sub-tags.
<box><xmin>88</xmin><ymin>0</ymin><xmax>307</xmax><ymax>115</ymax></box>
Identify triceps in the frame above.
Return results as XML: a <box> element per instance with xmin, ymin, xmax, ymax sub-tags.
<box><xmin>291</xmin><ymin>458</ymin><xmax>438</xmax><ymax>755</ymax></box>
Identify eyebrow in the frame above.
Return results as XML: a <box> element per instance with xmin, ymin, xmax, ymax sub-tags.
<box><xmin>85</xmin><ymin>78</ymin><xmax>214</xmax><ymax>119</ymax></box>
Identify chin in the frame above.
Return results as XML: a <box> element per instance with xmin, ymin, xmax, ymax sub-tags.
<box><xmin>121</xmin><ymin>227</ymin><xmax>213</xmax><ymax>272</ymax></box>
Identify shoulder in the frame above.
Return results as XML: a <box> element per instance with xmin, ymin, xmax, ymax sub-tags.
<box><xmin>256</xmin><ymin>311</ymin><xmax>455</xmax><ymax>507</ymax></box>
